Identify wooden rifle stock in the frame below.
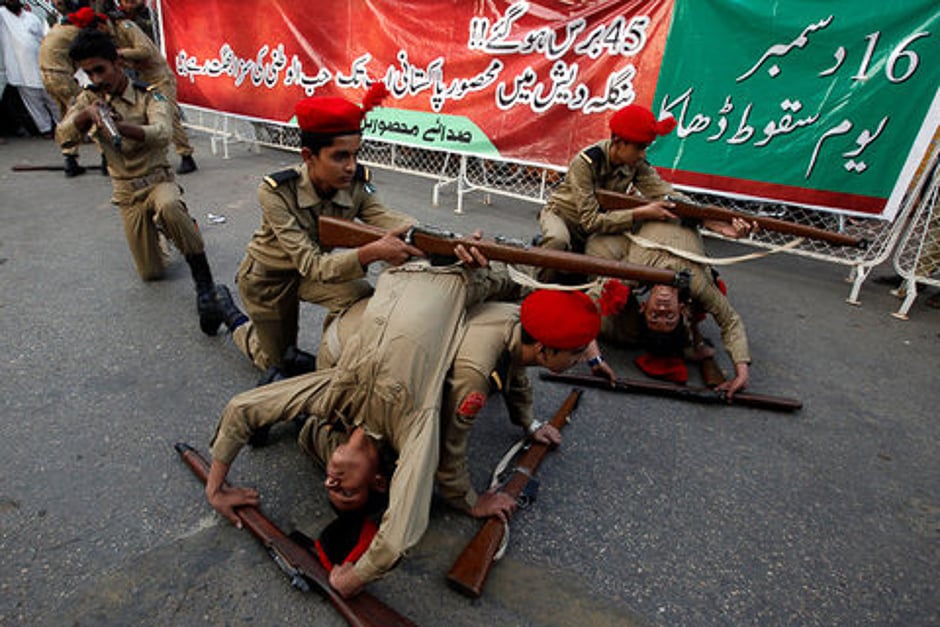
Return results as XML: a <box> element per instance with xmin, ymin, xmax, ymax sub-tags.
<box><xmin>318</xmin><ymin>216</ymin><xmax>679</xmax><ymax>285</ymax></box>
<box><xmin>698</xmin><ymin>356</ymin><xmax>727</xmax><ymax>388</ymax></box>
<box><xmin>596</xmin><ymin>189</ymin><xmax>865</xmax><ymax>248</ymax></box>
<box><xmin>539</xmin><ymin>372</ymin><xmax>802</xmax><ymax>412</ymax></box>
<box><xmin>174</xmin><ymin>443</ymin><xmax>416</xmax><ymax>627</ymax></box>
<box><xmin>691</xmin><ymin>328</ymin><xmax>726</xmax><ymax>388</ymax></box>
<box><xmin>446</xmin><ymin>388</ymin><xmax>583</xmax><ymax>598</ymax></box>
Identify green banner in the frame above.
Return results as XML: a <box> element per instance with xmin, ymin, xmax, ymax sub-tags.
<box><xmin>652</xmin><ymin>0</ymin><xmax>940</xmax><ymax>218</ymax></box>
<box><xmin>362</xmin><ymin>109</ymin><xmax>499</xmax><ymax>157</ymax></box>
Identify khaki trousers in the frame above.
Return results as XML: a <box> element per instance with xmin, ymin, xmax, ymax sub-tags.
<box><xmin>114</xmin><ymin>179</ymin><xmax>205</xmax><ymax>280</ymax></box>
<box><xmin>235</xmin><ymin>255</ymin><xmax>373</xmax><ymax>370</ymax></box>
<box><xmin>42</xmin><ymin>70</ymin><xmax>82</xmax><ymax>157</ymax></box>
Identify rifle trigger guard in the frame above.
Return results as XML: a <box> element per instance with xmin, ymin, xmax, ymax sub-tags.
<box><xmin>268</xmin><ymin>548</ymin><xmax>311</xmax><ymax>592</ymax></box>
<box><xmin>517</xmin><ymin>477</ymin><xmax>540</xmax><ymax>509</ymax></box>
<box><xmin>403</xmin><ymin>227</ymin><xmax>416</xmax><ymax>245</ymax></box>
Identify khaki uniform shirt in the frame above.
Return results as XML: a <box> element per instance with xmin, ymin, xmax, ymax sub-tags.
<box><xmin>38</xmin><ymin>22</ymin><xmax>78</xmax><ymax>75</ymax></box>
<box><xmin>544</xmin><ymin>139</ymin><xmax>682</xmax><ymax>242</ymax></box>
<box><xmin>110</xmin><ymin>19</ymin><xmax>173</xmax><ymax>86</ymax></box>
<box><xmin>127</xmin><ymin>7</ymin><xmax>156</xmax><ymax>42</ymax></box>
<box><xmin>57</xmin><ymin>80</ymin><xmax>173</xmax><ymax>204</ymax></box>
<box><xmin>211</xmin><ymin>262</ymin><xmax>505</xmax><ymax>585</ymax></box>
<box><xmin>320</xmin><ymin>298</ymin><xmax>534</xmax><ymax>513</ymax></box>
<box><xmin>247</xmin><ymin>164</ymin><xmax>412</xmax><ymax>286</ymax></box>
<box><xmin>628</xmin><ymin>220</ymin><xmax>751</xmax><ymax>364</ymax></box>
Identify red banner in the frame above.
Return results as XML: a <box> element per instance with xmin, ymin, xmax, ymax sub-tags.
<box><xmin>160</xmin><ymin>0</ymin><xmax>674</xmax><ymax>167</ymax></box>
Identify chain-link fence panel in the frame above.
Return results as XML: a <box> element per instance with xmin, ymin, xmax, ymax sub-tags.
<box><xmin>180</xmin><ymin>106</ymin><xmax>928</xmax><ymax>303</ymax></box>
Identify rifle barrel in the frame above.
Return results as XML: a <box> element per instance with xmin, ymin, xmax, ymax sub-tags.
<box><xmin>12</xmin><ymin>164</ymin><xmax>67</xmax><ymax>171</ymax></box>
<box><xmin>174</xmin><ymin>443</ymin><xmax>416</xmax><ymax>627</ymax></box>
<box><xmin>539</xmin><ymin>372</ymin><xmax>802</xmax><ymax>412</ymax></box>
<box><xmin>596</xmin><ymin>189</ymin><xmax>865</xmax><ymax>248</ymax></box>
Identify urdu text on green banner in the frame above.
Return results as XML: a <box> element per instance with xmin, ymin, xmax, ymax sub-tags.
<box><xmin>650</xmin><ymin>0</ymin><xmax>940</xmax><ymax>219</ymax></box>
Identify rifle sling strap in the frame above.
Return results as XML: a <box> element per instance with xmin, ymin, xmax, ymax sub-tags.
<box><xmin>506</xmin><ymin>263</ymin><xmax>600</xmax><ymax>291</ymax></box>
<box><xmin>626</xmin><ymin>233</ymin><xmax>805</xmax><ymax>266</ymax></box>
<box><xmin>486</xmin><ymin>436</ymin><xmax>528</xmax><ymax>562</ymax></box>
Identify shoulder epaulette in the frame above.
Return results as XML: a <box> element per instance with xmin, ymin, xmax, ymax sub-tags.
<box><xmin>580</xmin><ymin>145</ymin><xmax>605</xmax><ymax>166</ymax></box>
<box><xmin>354</xmin><ymin>163</ymin><xmax>371</xmax><ymax>182</ymax></box>
<box><xmin>138</xmin><ymin>81</ymin><xmax>166</xmax><ymax>100</ymax></box>
<box><xmin>488</xmin><ymin>349</ymin><xmax>513</xmax><ymax>394</ymax></box>
<box><xmin>263</xmin><ymin>168</ymin><xmax>300</xmax><ymax>189</ymax></box>
<box><xmin>356</xmin><ymin>164</ymin><xmax>376</xmax><ymax>193</ymax></box>
<box><xmin>579</xmin><ymin>145</ymin><xmax>606</xmax><ymax>178</ymax></box>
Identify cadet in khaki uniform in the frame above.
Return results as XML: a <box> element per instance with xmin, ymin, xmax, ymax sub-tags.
<box><xmin>56</xmin><ymin>29</ymin><xmax>225</xmax><ymax>335</ymax></box>
<box><xmin>595</xmin><ymin>215</ymin><xmax>755</xmax><ymax>398</ymax></box>
<box><xmin>317</xmin><ymin>284</ymin><xmax>611</xmax><ymax>519</ymax></box>
<box><xmin>204</xmin><ymin>259</ymin><xmax>604</xmax><ymax>598</ymax></box>
<box><xmin>38</xmin><ymin>9</ymin><xmax>85</xmax><ymax>176</ymax></box>
<box><xmin>214</xmin><ymin>87</ymin><xmax>417</xmax><ymax>375</ymax></box>
<box><xmin>103</xmin><ymin>13</ymin><xmax>197</xmax><ymax>173</ymax></box>
<box><xmin>537</xmin><ymin>105</ymin><xmax>688</xmax><ymax>277</ymax></box>
<box><xmin>118</xmin><ymin>0</ymin><xmax>155</xmax><ymax>42</ymax></box>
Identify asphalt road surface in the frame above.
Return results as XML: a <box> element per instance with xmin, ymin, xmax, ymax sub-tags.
<box><xmin>1</xmin><ymin>135</ymin><xmax>937</xmax><ymax>626</ymax></box>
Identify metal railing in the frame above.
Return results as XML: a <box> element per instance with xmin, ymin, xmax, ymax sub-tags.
<box><xmin>889</xmin><ymin>154</ymin><xmax>940</xmax><ymax>319</ymax></box>
<box><xmin>180</xmin><ymin>106</ymin><xmax>934</xmax><ymax>307</ymax></box>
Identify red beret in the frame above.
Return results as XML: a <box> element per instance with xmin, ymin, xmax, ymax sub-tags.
<box><xmin>295</xmin><ymin>83</ymin><xmax>389</xmax><ymax>134</ymax></box>
<box><xmin>599</xmin><ymin>279</ymin><xmax>631</xmax><ymax>316</ymax></box>
<box><xmin>68</xmin><ymin>7</ymin><xmax>107</xmax><ymax>28</ymax></box>
<box><xmin>635</xmin><ymin>353</ymin><xmax>688</xmax><ymax>383</ymax></box>
<box><xmin>520</xmin><ymin>290</ymin><xmax>601</xmax><ymax>350</ymax></box>
<box><xmin>609</xmin><ymin>104</ymin><xmax>677</xmax><ymax>144</ymax></box>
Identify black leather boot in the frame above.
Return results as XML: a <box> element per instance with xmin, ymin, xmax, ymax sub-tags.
<box><xmin>213</xmin><ymin>284</ymin><xmax>248</xmax><ymax>332</ymax></box>
<box><xmin>196</xmin><ymin>287</ymin><xmax>223</xmax><ymax>336</ymax></box>
<box><xmin>177</xmin><ymin>155</ymin><xmax>197</xmax><ymax>175</ymax></box>
<box><xmin>185</xmin><ymin>253</ymin><xmax>223</xmax><ymax>335</ymax></box>
<box><xmin>282</xmin><ymin>346</ymin><xmax>317</xmax><ymax>376</ymax></box>
<box><xmin>64</xmin><ymin>155</ymin><xmax>86</xmax><ymax>178</ymax></box>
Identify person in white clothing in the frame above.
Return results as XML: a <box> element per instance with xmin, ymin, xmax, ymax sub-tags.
<box><xmin>0</xmin><ymin>0</ymin><xmax>58</xmax><ymax>136</ymax></box>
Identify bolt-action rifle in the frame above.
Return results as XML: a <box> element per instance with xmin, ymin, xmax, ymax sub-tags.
<box><xmin>540</xmin><ymin>372</ymin><xmax>802</xmax><ymax>412</ymax></box>
<box><xmin>174</xmin><ymin>443</ymin><xmax>416</xmax><ymax>627</ymax></box>
<box><xmin>595</xmin><ymin>189</ymin><xmax>865</xmax><ymax>248</ymax></box>
<box><xmin>318</xmin><ymin>216</ymin><xmax>680</xmax><ymax>285</ymax></box>
<box><xmin>446</xmin><ymin>388</ymin><xmax>582</xmax><ymax>598</ymax></box>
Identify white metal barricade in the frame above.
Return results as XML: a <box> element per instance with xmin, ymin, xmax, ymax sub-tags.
<box><xmin>179</xmin><ymin>106</ymin><xmax>936</xmax><ymax>305</ymax></box>
<box><xmin>889</xmin><ymin>157</ymin><xmax>940</xmax><ymax>320</ymax></box>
